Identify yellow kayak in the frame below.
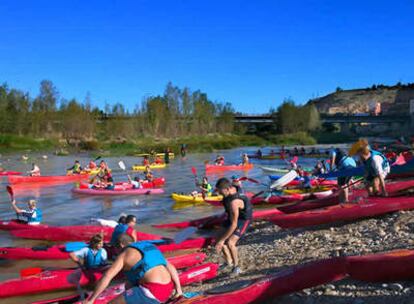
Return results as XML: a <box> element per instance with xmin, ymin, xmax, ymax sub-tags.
<box><xmin>66</xmin><ymin>168</ymin><xmax>101</xmax><ymax>176</ymax></box>
<box><xmin>283</xmin><ymin>186</ymin><xmax>332</xmax><ymax>195</ymax></box>
<box><xmin>171</xmin><ymin>193</ymin><xmax>223</xmax><ymax>204</ymax></box>
<box><xmin>136</xmin><ymin>152</ymin><xmax>175</xmax><ymax>159</ymax></box>
<box><xmin>132</xmin><ymin>163</ymin><xmax>167</xmax><ymax>171</ymax></box>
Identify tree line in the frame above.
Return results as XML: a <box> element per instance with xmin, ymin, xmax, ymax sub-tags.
<box><xmin>0</xmin><ymin>80</ymin><xmax>236</xmax><ymax>143</ymax></box>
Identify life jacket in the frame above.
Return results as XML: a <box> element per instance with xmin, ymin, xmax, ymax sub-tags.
<box><xmin>203</xmin><ymin>183</ymin><xmax>213</xmax><ymax>195</ymax></box>
<box><xmin>223</xmin><ymin>193</ymin><xmax>252</xmax><ymax>221</ymax></box>
<box><xmin>363</xmin><ymin>150</ymin><xmax>390</xmax><ymax>177</ymax></box>
<box><xmin>110</xmin><ymin>224</ymin><xmax>129</xmax><ymax>245</ymax></box>
<box><xmin>85</xmin><ymin>248</ymin><xmax>105</xmax><ymax>269</ymax></box>
<box><xmin>124</xmin><ymin>241</ymin><xmax>167</xmax><ymax>285</ymax></box>
<box><xmin>26</xmin><ymin>208</ymin><xmax>42</xmax><ymax>224</ymax></box>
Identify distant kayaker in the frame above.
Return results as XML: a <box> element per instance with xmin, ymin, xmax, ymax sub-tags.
<box><xmin>164</xmin><ymin>147</ymin><xmax>171</xmax><ymax>164</ymax></box>
<box><xmin>256</xmin><ymin>149</ymin><xmax>262</xmax><ymax>158</ymax></box>
<box><xmin>241</xmin><ymin>153</ymin><xmax>249</xmax><ymax>165</ymax></box>
<box><xmin>87</xmin><ymin>160</ymin><xmax>97</xmax><ymax>171</ymax></box>
<box><xmin>215</xmin><ymin>155</ymin><xmax>225</xmax><ymax>166</ymax></box>
<box><xmin>349</xmin><ymin>139</ymin><xmax>390</xmax><ymax>197</ymax></box>
<box><xmin>154</xmin><ymin>155</ymin><xmax>163</xmax><ymax>165</ymax></box>
<box><xmin>84</xmin><ymin>234</ymin><xmax>183</xmax><ymax>304</ymax></box>
<box><xmin>142</xmin><ymin>156</ymin><xmax>150</xmax><ymax>166</ymax></box>
<box><xmin>144</xmin><ymin>165</ymin><xmax>154</xmax><ymax>182</ymax></box>
<box><xmin>70</xmin><ymin>234</ymin><xmax>108</xmax><ymax>269</ymax></box>
<box><xmin>128</xmin><ymin>176</ymin><xmax>143</xmax><ymax>189</ymax></box>
<box><xmin>192</xmin><ymin>176</ymin><xmax>213</xmax><ymax>198</ymax></box>
<box><xmin>180</xmin><ymin>144</ymin><xmax>187</xmax><ymax>157</ymax></box>
<box><xmin>28</xmin><ymin>163</ymin><xmax>41</xmax><ymax>176</ymax></box>
<box><xmin>67</xmin><ymin>160</ymin><xmax>83</xmax><ymax>175</ymax></box>
<box><xmin>110</xmin><ymin>215</ymin><xmax>138</xmax><ymax>246</ymax></box>
<box><xmin>329</xmin><ymin>148</ymin><xmax>357</xmax><ymax>203</ymax></box>
<box><xmin>215</xmin><ymin>178</ymin><xmax>253</xmax><ymax>276</ymax></box>
<box><xmin>11</xmin><ymin>199</ymin><xmax>42</xmax><ymax>225</ymax></box>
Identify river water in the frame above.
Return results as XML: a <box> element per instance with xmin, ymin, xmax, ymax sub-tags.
<box><xmin>0</xmin><ymin>147</ymin><xmax>323</xmax><ymax>304</ymax></box>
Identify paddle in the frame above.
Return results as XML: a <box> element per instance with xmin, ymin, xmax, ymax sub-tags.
<box><xmin>118</xmin><ymin>160</ymin><xmax>132</xmax><ymax>181</ymax></box>
<box><xmin>6</xmin><ymin>185</ymin><xmax>14</xmax><ymax>201</ymax></box>
<box><xmin>237</xmin><ymin>176</ymin><xmax>260</xmax><ymax>184</ymax></box>
<box><xmin>270</xmin><ymin>170</ymin><xmax>298</xmax><ymax>190</ymax></box>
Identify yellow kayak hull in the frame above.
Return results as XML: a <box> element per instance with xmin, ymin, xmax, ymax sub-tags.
<box><xmin>283</xmin><ymin>186</ymin><xmax>332</xmax><ymax>195</ymax></box>
<box><xmin>171</xmin><ymin>193</ymin><xmax>223</xmax><ymax>203</ymax></box>
<box><xmin>136</xmin><ymin>152</ymin><xmax>175</xmax><ymax>159</ymax></box>
<box><xmin>132</xmin><ymin>164</ymin><xmax>167</xmax><ymax>171</ymax></box>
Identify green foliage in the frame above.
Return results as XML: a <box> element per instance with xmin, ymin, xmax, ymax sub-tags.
<box><xmin>267</xmin><ymin>132</ymin><xmax>317</xmax><ymax>145</ymax></box>
<box><xmin>0</xmin><ymin>134</ymin><xmax>56</xmax><ymax>152</ymax></box>
<box><xmin>274</xmin><ymin>100</ymin><xmax>320</xmax><ymax>134</ymax></box>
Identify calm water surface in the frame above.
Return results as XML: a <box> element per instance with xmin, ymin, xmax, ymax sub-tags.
<box><xmin>0</xmin><ymin>147</ymin><xmax>321</xmax><ymax>304</ymax></box>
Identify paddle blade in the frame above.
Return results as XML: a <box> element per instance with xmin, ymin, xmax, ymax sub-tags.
<box><xmin>21</xmin><ymin>267</ymin><xmax>42</xmax><ymax>277</ymax></box>
<box><xmin>191</xmin><ymin>166</ymin><xmax>197</xmax><ymax>177</ymax></box>
<box><xmin>392</xmin><ymin>154</ymin><xmax>406</xmax><ymax>166</ymax></box>
<box><xmin>174</xmin><ymin>227</ymin><xmax>197</xmax><ymax>244</ymax></box>
<box><xmin>118</xmin><ymin>160</ymin><xmax>126</xmax><ymax>171</ymax></box>
<box><xmin>94</xmin><ymin>156</ymin><xmax>102</xmax><ymax>161</ymax></box>
<box><xmin>270</xmin><ymin>170</ymin><xmax>298</xmax><ymax>189</ymax></box>
<box><xmin>6</xmin><ymin>185</ymin><xmax>14</xmax><ymax>199</ymax></box>
<box><xmin>291</xmin><ymin>156</ymin><xmax>298</xmax><ymax>163</ymax></box>
<box><xmin>65</xmin><ymin>242</ymin><xmax>88</xmax><ymax>252</ymax></box>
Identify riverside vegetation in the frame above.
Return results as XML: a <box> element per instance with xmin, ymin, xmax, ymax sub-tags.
<box><xmin>0</xmin><ymin>80</ymin><xmax>323</xmax><ymax>154</ymax></box>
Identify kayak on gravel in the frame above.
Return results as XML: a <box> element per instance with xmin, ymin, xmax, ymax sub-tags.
<box><xmin>8</xmin><ymin>174</ymin><xmax>89</xmax><ymax>185</ymax></box>
<box><xmin>0</xmin><ymin>238</ymin><xmax>214</xmax><ymax>260</ymax></box>
<box><xmin>0</xmin><ymin>260</ymin><xmax>218</xmax><ymax>298</ymax></box>
<box><xmin>31</xmin><ymin>263</ymin><xmax>218</xmax><ymax>304</ymax></box>
<box><xmin>132</xmin><ymin>163</ymin><xmax>167</xmax><ymax>171</ymax></box>
<box><xmin>205</xmin><ymin>163</ymin><xmax>254</xmax><ymax>172</ymax></box>
<box><xmin>267</xmin><ymin>195</ymin><xmax>414</xmax><ymax>229</ymax></box>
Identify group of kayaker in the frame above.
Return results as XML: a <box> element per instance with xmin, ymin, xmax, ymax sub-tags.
<box><xmin>213</xmin><ymin>154</ymin><xmax>249</xmax><ymax>166</ymax></box>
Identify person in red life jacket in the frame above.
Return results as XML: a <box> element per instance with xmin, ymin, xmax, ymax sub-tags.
<box><xmin>28</xmin><ymin>163</ymin><xmax>41</xmax><ymax>176</ymax></box>
<box><xmin>84</xmin><ymin>234</ymin><xmax>183</xmax><ymax>304</ymax></box>
<box><xmin>142</xmin><ymin>156</ymin><xmax>150</xmax><ymax>166</ymax></box>
<box><xmin>70</xmin><ymin>234</ymin><xmax>108</xmax><ymax>269</ymax></box>
<box><xmin>144</xmin><ymin>166</ymin><xmax>154</xmax><ymax>182</ymax></box>
<box><xmin>215</xmin><ymin>155</ymin><xmax>225</xmax><ymax>166</ymax></box>
<box><xmin>215</xmin><ymin>178</ymin><xmax>253</xmax><ymax>276</ymax></box>
<box><xmin>154</xmin><ymin>155</ymin><xmax>163</xmax><ymax>165</ymax></box>
<box><xmin>349</xmin><ymin>139</ymin><xmax>390</xmax><ymax>197</ymax></box>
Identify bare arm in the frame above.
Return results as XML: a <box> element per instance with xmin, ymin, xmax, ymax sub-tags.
<box><xmin>86</xmin><ymin>252</ymin><xmax>125</xmax><ymax>303</ymax></box>
<box><xmin>218</xmin><ymin>200</ymin><xmax>240</xmax><ymax>243</ymax></box>
<box><xmin>11</xmin><ymin>200</ymin><xmax>23</xmax><ymax>214</ymax></box>
<box><xmin>69</xmin><ymin>252</ymin><xmax>81</xmax><ymax>264</ymax></box>
<box><xmin>379</xmin><ymin>175</ymin><xmax>387</xmax><ymax>196</ymax></box>
<box><xmin>166</xmin><ymin>262</ymin><xmax>183</xmax><ymax>297</ymax></box>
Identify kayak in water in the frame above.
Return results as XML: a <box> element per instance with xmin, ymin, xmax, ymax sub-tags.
<box><xmin>8</xmin><ymin>174</ymin><xmax>89</xmax><ymax>185</ymax></box>
<box><xmin>132</xmin><ymin>163</ymin><xmax>167</xmax><ymax>170</ymax></box>
<box><xmin>205</xmin><ymin>163</ymin><xmax>254</xmax><ymax>172</ymax></box>
<box><xmin>72</xmin><ymin>184</ymin><xmax>165</xmax><ymax>196</ymax></box>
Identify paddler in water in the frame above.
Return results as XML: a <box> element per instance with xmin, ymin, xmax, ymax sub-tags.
<box><xmin>70</xmin><ymin>234</ymin><xmax>108</xmax><ymax>269</ymax></box>
<box><xmin>11</xmin><ymin>198</ymin><xmax>42</xmax><ymax>225</ymax></box>
<box><xmin>28</xmin><ymin>163</ymin><xmax>41</xmax><ymax>176</ymax></box>
<box><xmin>215</xmin><ymin>155</ymin><xmax>225</xmax><ymax>166</ymax></box>
<box><xmin>215</xmin><ymin>178</ymin><xmax>253</xmax><ymax>276</ymax></box>
<box><xmin>231</xmin><ymin>175</ymin><xmax>244</xmax><ymax>194</ymax></box>
<box><xmin>142</xmin><ymin>155</ymin><xmax>150</xmax><ymax>166</ymax></box>
<box><xmin>329</xmin><ymin>147</ymin><xmax>357</xmax><ymax>203</ymax></box>
<box><xmin>144</xmin><ymin>165</ymin><xmax>154</xmax><ymax>182</ymax></box>
<box><xmin>67</xmin><ymin>160</ymin><xmax>83</xmax><ymax>175</ymax></box>
<box><xmin>84</xmin><ymin>234</ymin><xmax>183</xmax><ymax>304</ymax></box>
<box><xmin>192</xmin><ymin>176</ymin><xmax>213</xmax><ymax>198</ymax></box>
<box><xmin>241</xmin><ymin>153</ymin><xmax>249</xmax><ymax>165</ymax></box>
<box><xmin>349</xmin><ymin>139</ymin><xmax>390</xmax><ymax>197</ymax></box>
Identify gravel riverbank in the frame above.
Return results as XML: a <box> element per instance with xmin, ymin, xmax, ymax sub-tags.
<box><xmin>184</xmin><ymin>208</ymin><xmax>414</xmax><ymax>303</ymax></box>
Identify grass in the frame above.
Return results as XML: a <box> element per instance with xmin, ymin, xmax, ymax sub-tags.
<box><xmin>0</xmin><ymin>134</ymin><xmax>58</xmax><ymax>153</ymax></box>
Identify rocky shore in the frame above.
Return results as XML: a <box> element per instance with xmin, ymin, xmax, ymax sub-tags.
<box><xmin>184</xmin><ymin>209</ymin><xmax>414</xmax><ymax>303</ymax></box>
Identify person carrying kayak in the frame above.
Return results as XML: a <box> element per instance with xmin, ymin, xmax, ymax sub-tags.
<box><xmin>84</xmin><ymin>234</ymin><xmax>183</xmax><ymax>304</ymax></box>
<box><xmin>110</xmin><ymin>215</ymin><xmax>138</xmax><ymax>246</ymax></box>
<box><xmin>215</xmin><ymin>177</ymin><xmax>253</xmax><ymax>276</ymax></box>
<box><xmin>70</xmin><ymin>234</ymin><xmax>108</xmax><ymax>269</ymax></box>
<box><xmin>28</xmin><ymin>163</ymin><xmax>41</xmax><ymax>176</ymax></box>
<box><xmin>329</xmin><ymin>147</ymin><xmax>357</xmax><ymax>203</ymax></box>
<box><xmin>349</xmin><ymin>139</ymin><xmax>390</xmax><ymax>197</ymax></box>
<box><xmin>67</xmin><ymin>160</ymin><xmax>83</xmax><ymax>175</ymax></box>
<box><xmin>11</xmin><ymin>198</ymin><xmax>42</xmax><ymax>225</ymax></box>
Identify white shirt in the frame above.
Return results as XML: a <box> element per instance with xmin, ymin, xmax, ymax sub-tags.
<box><xmin>371</xmin><ymin>155</ymin><xmax>390</xmax><ymax>178</ymax></box>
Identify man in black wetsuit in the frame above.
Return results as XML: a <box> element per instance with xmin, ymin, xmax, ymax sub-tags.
<box><xmin>215</xmin><ymin>177</ymin><xmax>253</xmax><ymax>276</ymax></box>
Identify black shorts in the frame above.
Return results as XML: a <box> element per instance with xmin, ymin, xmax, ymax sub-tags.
<box><xmin>338</xmin><ymin>176</ymin><xmax>352</xmax><ymax>186</ymax></box>
<box><xmin>223</xmin><ymin>219</ymin><xmax>251</xmax><ymax>238</ymax></box>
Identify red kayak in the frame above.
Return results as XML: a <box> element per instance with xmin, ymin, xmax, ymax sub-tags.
<box><xmin>268</xmin><ymin>195</ymin><xmax>414</xmax><ymax>229</ymax></box>
<box><xmin>0</xmin><ymin>238</ymin><xmax>214</xmax><ymax>260</ymax></box>
<box><xmin>172</xmin><ymin>258</ymin><xmax>346</xmax><ymax>304</ymax></box>
<box><xmin>205</xmin><ymin>163</ymin><xmax>254</xmax><ymax>172</ymax></box>
<box><xmin>78</xmin><ymin>177</ymin><xmax>165</xmax><ymax>190</ymax></box>
<box><xmin>5</xmin><ymin>223</ymin><xmax>163</xmax><ymax>242</ymax></box>
<box><xmin>154</xmin><ymin>209</ymin><xmax>283</xmax><ymax>230</ymax></box>
<box><xmin>0</xmin><ymin>171</ymin><xmax>22</xmax><ymax>176</ymax></box>
<box><xmin>8</xmin><ymin>174</ymin><xmax>89</xmax><ymax>185</ymax></box>
<box><xmin>72</xmin><ymin>186</ymin><xmax>165</xmax><ymax>196</ymax></box>
<box><xmin>0</xmin><ymin>260</ymin><xmax>218</xmax><ymax>298</ymax></box>
<box><xmin>33</xmin><ymin>263</ymin><xmax>219</xmax><ymax>304</ymax></box>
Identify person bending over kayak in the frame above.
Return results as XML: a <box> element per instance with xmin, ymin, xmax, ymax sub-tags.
<box><xmin>28</xmin><ymin>163</ymin><xmax>41</xmax><ymax>176</ymax></box>
<box><xmin>11</xmin><ymin>199</ymin><xmax>42</xmax><ymax>225</ymax></box>
<box><xmin>110</xmin><ymin>215</ymin><xmax>138</xmax><ymax>246</ymax></box>
<box><xmin>70</xmin><ymin>234</ymin><xmax>108</xmax><ymax>269</ymax></box>
<box><xmin>67</xmin><ymin>160</ymin><xmax>83</xmax><ymax>175</ymax></box>
<box><xmin>349</xmin><ymin>139</ymin><xmax>390</xmax><ymax>197</ymax></box>
<box><xmin>84</xmin><ymin>234</ymin><xmax>183</xmax><ymax>304</ymax></box>
<box><xmin>215</xmin><ymin>178</ymin><xmax>253</xmax><ymax>276</ymax></box>
<box><xmin>329</xmin><ymin>148</ymin><xmax>357</xmax><ymax>203</ymax></box>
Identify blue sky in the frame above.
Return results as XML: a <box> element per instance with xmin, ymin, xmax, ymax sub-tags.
<box><xmin>0</xmin><ymin>0</ymin><xmax>413</xmax><ymax>113</ymax></box>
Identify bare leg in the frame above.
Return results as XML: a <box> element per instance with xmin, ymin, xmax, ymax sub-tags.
<box><xmin>372</xmin><ymin>177</ymin><xmax>380</xmax><ymax>194</ymax></box>
<box><xmin>222</xmin><ymin>244</ymin><xmax>233</xmax><ymax>265</ymax></box>
<box><xmin>227</xmin><ymin>235</ymin><xmax>241</xmax><ymax>267</ymax></box>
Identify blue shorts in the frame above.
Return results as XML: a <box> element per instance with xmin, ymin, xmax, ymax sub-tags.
<box><xmin>124</xmin><ymin>286</ymin><xmax>160</xmax><ymax>304</ymax></box>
